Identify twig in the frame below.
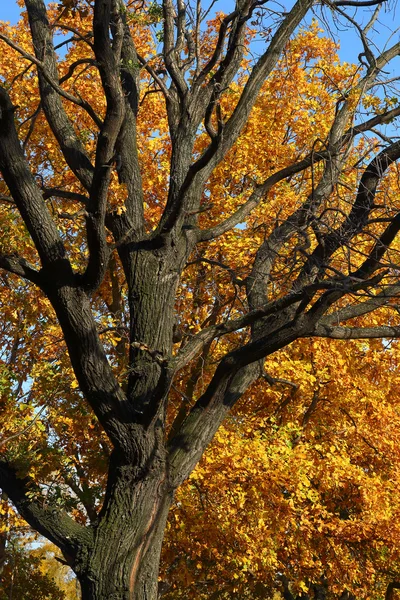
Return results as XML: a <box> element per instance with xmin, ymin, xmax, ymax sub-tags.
<box><xmin>0</xmin><ymin>405</ymin><xmax>46</xmax><ymax>449</ymax></box>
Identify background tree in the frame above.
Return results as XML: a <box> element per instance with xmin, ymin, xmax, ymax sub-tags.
<box><xmin>161</xmin><ymin>335</ymin><xmax>400</xmax><ymax>599</ymax></box>
<box><xmin>0</xmin><ymin>539</ymin><xmax>66</xmax><ymax>600</ymax></box>
<box><xmin>0</xmin><ymin>498</ymin><xmax>68</xmax><ymax>600</ymax></box>
<box><xmin>1</xmin><ymin>0</ymin><xmax>400</xmax><ymax>599</ymax></box>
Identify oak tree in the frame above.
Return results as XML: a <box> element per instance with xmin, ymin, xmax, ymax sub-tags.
<box><xmin>1</xmin><ymin>0</ymin><xmax>400</xmax><ymax>599</ymax></box>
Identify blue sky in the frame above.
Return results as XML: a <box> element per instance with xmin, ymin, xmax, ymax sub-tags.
<box><xmin>1</xmin><ymin>0</ymin><xmax>398</xmax><ymax>59</ymax></box>
<box><xmin>1</xmin><ymin>3</ymin><xmax>21</xmax><ymax>24</ymax></box>
<box><xmin>1</xmin><ymin>1</ymin><xmax>398</xmax><ymax>85</ymax></box>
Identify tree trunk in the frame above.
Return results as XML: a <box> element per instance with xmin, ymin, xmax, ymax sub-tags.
<box><xmin>76</xmin><ymin>453</ymin><xmax>173</xmax><ymax>600</ymax></box>
<box><xmin>72</xmin><ymin>248</ymin><xmax>183</xmax><ymax>600</ymax></box>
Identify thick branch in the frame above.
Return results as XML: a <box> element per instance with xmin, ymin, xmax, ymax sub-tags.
<box><xmin>0</xmin><ymin>253</ymin><xmax>41</xmax><ymax>285</ymax></box>
<box><xmin>175</xmin><ymin>274</ymin><xmax>385</xmax><ymax>371</ymax></box>
<box><xmin>81</xmin><ymin>0</ymin><xmax>126</xmax><ymax>291</ymax></box>
<box><xmin>194</xmin><ymin>6</ymin><xmax>241</xmax><ymax>86</ymax></box>
<box><xmin>24</xmin><ymin>0</ymin><xmax>95</xmax><ymax>191</ymax></box>
<box><xmin>386</xmin><ymin>582</ymin><xmax>400</xmax><ymax>600</ymax></box>
<box><xmin>169</xmin><ymin>309</ymin><xmax>311</xmax><ymax>484</ymax></box>
<box><xmin>0</xmin><ymin>88</ymin><xmax>129</xmax><ymax>452</ymax></box>
<box><xmin>321</xmin><ymin>284</ymin><xmax>400</xmax><ymax>325</ymax></box>
<box><xmin>0</xmin><ymin>87</ymin><xmax>70</xmax><ymax>271</ymax></box>
<box><xmin>170</xmin><ymin>265</ymin><xmax>389</xmax><ymax>484</ymax></box>
<box><xmin>46</xmin><ymin>284</ymin><xmax>131</xmax><ymax>450</ymax></box>
<box><xmin>296</xmin><ymin>139</ymin><xmax>400</xmax><ymax>288</ymax></box>
<box><xmin>110</xmin><ymin>0</ymin><xmax>145</xmax><ymax>238</ymax></box>
<box><xmin>163</xmin><ymin>0</ymin><xmax>189</xmax><ymax>98</ymax></box>
<box><xmin>310</xmin><ymin>323</ymin><xmax>400</xmax><ymax>339</ymax></box>
<box><xmin>0</xmin><ymin>460</ymin><xmax>92</xmax><ymax>561</ymax></box>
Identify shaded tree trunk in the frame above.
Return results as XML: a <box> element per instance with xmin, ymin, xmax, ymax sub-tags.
<box><xmin>76</xmin><ymin>452</ymin><xmax>172</xmax><ymax>600</ymax></box>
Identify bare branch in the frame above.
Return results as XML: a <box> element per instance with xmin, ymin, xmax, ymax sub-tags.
<box><xmin>42</xmin><ymin>188</ymin><xmax>89</xmax><ymax>206</ymax></box>
<box><xmin>334</xmin><ymin>0</ymin><xmax>387</xmax><ymax>7</ymax></box>
<box><xmin>0</xmin><ymin>406</ymin><xmax>46</xmax><ymax>448</ymax></box>
<box><xmin>59</xmin><ymin>57</ymin><xmax>97</xmax><ymax>85</ymax></box>
<box><xmin>0</xmin><ymin>32</ymin><xmax>102</xmax><ymax>129</ymax></box>
<box><xmin>53</xmin><ymin>24</ymin><xmax>94</xmax><ymax>49</ymax></box>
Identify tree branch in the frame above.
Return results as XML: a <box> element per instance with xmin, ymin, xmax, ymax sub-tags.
<box><xmin>59</xmin><ymin>57</ymin><xmax>97</xmax><ymax>85</ymax></box>
<box><xmin>310</xmin><ymin>323</ymin><xmax>400</xmax><ymax>339</ymax></box>
<box><xmin>0</xmin><ymin>459</ymin><xmax>92</xmax><ymax>562</ymax></box>
<box><xmin>42</xmin><ymin>188</ymin><xmax>89</xmax><ymax>206</ymax></box>
<box><xmin>80</xmin><ymin>0</ymin><xmax>126</xmax><ymax>292</ymax></box>
<box><xmin>162</xmin><ymin>0</ymin><xmax>189</xmax><ymax>98</ymax></box>
<box><xmin>295</xmin><ymin>139</ymin><xmax>400</xmax><ymax>289</ymax></box>
<box><xmin>334</xmin><ymin>0</ymin><xmax>387</xmax><ymax>6</ymax></box>
<box><xmin>321</xmin><ymin>284</ymin><xmax>400</xmax><ymax>325</ymax></box>
<box><xmin>0</xmin><ymin>253</ymin><xmax>41</xmax><ymax>285</ymax></box>
<box><xmin>386</xmin><ymin>581</ymin><xmax>400</xmax><ymax>600</ymax></box>
<box><xmin>174</xmin><ymin>274</ymin><xmax>386</xmax><ymax>371</ymax></box>
<box><xmin>0</xmin><ymin>32</ymin><xmax>102</xmax><ymax>129</ymax></box>
<box><xmin>198</xmin><ymin>105</ymin><xmax>400</xmax><ymax>243</ymax></box>
<box><xmin>156</xmin><ymin>0</ymin><xmax>314</xmax><ymax>237</ymax></box>
<box><xmin>0</xmin><ymin>86</ymin><xmax>70</xmax><ymax>272</ymax></box>
<box><xmin>24</xmin><ymin>0</ymin><xmax>95</xmax><ymax>191</ymax></box>
<box><xmin>109</xmin><ymin>0</ymin><xmax>145</xmax><ymax>239</ymax></box>
<box><xmin>0</xmin><ymin>86</ymin><xmax>129</xmax><ymax>452</ymax></box>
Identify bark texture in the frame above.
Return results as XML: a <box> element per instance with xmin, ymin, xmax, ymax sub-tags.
<box><xmin>77</xmin><ymin>456</ymin><xmax>172</xmax><ymax>600</ymax></box>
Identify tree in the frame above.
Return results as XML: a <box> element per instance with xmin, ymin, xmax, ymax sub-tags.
<box><xmin>0</xmin><ymin>539</ymin><xmax>66</xmax><ymax>600</ymax></box>
<box><xmin>0</xmin><ymin>501</ymin><xmax>67</xmax><ymax>600</ymax></box>
<box><xmin>0</xmin><ymin>0</ymin><xmax>400</xmax><ymax>598</ymax></box>
<box><xmin>30</xmin><ymin>541</ymin><xmax>81</xmax><ymax>600</ymax></box>
<box><xmin>161</xmin><ymin>333</ymin><xmax>400</xmax><ymax>598</ymax></box>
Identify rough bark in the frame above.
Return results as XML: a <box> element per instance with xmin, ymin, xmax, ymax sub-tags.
<box><xmin>76</xmin><ymin>453</ymin><xmax>172</xmax><ymax>600</ymax></box>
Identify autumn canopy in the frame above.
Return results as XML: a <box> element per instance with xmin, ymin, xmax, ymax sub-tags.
<box><xmin>1</xmin><ymin>0</ymin><xmax>400</xmax><ymax>598</ymax></box>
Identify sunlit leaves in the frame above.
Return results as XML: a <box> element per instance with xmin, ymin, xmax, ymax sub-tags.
<box><xmin>0</xmin><ymin>2</ymin><xmax>400</xmax><ymax>598</ymax></box>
